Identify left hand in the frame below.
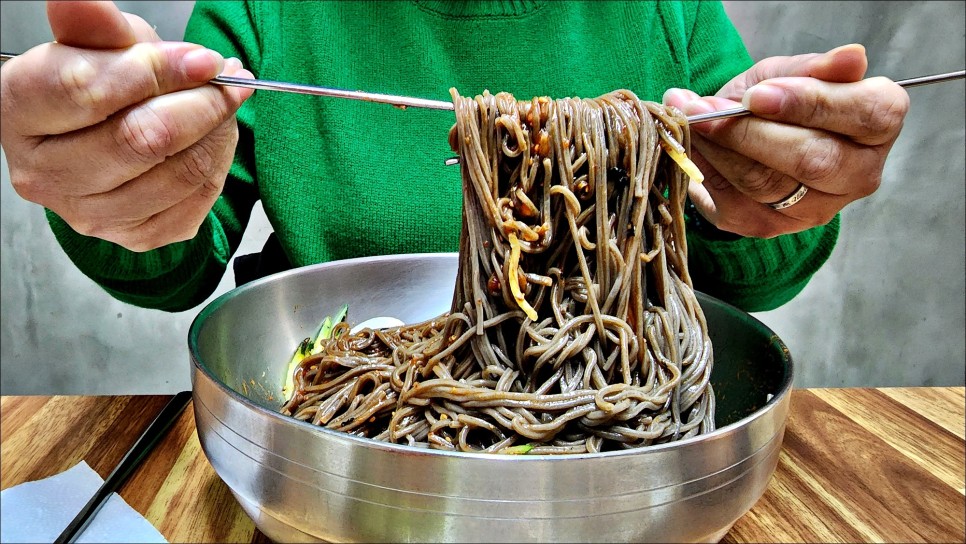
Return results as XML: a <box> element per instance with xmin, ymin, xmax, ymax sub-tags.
<box><xmin>664</xmin><ymin>44</ymin><xmax>909</xmax><ymax>238</ymax></box>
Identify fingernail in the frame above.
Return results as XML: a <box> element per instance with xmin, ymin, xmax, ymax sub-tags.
<box><xmin>234</xmin><ymin>69</ymin><xmax>256</xmax><ymax>99</ymax></box>
<box><xmin>663</xmin><ymin>87</ymin><xmax>700</xmax><ymax>107</ymax></box>
<box><xmin>224</xmin><ymin>57</ymin><xmax>243</xmax><ymax>73</ymax></box>
<box><xmin>679</xmin><ymin>98</ymin><xmax>715</xmax><ymax>116</ymax></box>
<box><xmin>743</xmin><ymin>83</ymin><xmax>784</xmax><ymax>115</ymax></box>
<box><xmin>829</xmin><ymin>43</ymin><xmax>865</xmax><ymax>57</ymax></box>
<box><xmin>182</xmin><ymin>49</ymin><xmax>224</xmax><ymax>82</ymax></box>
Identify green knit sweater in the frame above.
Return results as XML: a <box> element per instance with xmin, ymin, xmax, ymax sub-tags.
<box><xmin>46</xmin><ymin>0</ymin><xmax>838</xmax><ymax>312</ymax></box>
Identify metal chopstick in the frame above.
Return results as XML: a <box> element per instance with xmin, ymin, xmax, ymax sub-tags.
<box><xmin>53</xmin><ymin>391</ymin><xmax>192</xmax><ymax>544</ymax></box>
<box><xmin>0</xmin><ymin>51</ymin><xmax>453</xmax><ymax>110</ymax></box>
<box><xmin>209</xmin><ymin>74</ymin><xmax>455</xmax><ymax>110</ymax></box>
<box><xmin>684</xmin><ymin>69</ymin><xmax>966</xmax><ymax>124</ymax></box>
<box><xmin>2</xmin><ymin>51</ymin><xmax>962</xmax><ymax>121</ymax></box>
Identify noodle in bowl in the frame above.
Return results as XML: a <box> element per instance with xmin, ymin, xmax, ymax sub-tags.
<box><xmin>189</xmin><ymin>253</ymin><xmax>792</xmax><ymax>543</ymax></box>
<box><xmin>281</xmin><ymin>91</ymin><xmax>715</xmax><ymax>454</ymax></box>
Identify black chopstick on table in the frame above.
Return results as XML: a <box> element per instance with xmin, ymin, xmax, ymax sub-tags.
<box><xmin>54</xmin><ymin>391</ymin><xmax>193</xmax><ymax>544</ymax></box>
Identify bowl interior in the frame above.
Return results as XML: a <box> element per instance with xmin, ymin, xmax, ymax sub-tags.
<box><xmin>190</xmin><ymin>253</ymin><xmax>790</xmax><ymax>431</ymax></box>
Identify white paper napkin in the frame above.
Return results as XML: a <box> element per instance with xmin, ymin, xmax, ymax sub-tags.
<box><xmin>0</xmin><ymin>461</ymin><xmax>167</xmax><ymax>544</ymax></box>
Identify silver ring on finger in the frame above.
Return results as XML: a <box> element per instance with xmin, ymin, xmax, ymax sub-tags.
<box><xmin>767</xmin><ymin>183</ymin><xmax>809</xmax><ymax>210</ymax></box>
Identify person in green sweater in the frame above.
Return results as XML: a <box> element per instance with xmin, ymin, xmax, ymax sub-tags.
<box><xmin>0</xmin><ymin>1</ymin><xmax>908</xmax><ymax>313</ymax></box>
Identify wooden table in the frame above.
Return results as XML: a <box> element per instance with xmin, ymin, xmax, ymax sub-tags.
<box><xmin>2</xmin><ymin>388</ymin><xmax>963</xmax><ymax>543</ymax></box>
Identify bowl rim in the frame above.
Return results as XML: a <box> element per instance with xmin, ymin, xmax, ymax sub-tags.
<box><xmin>188</xmin><ymin>252</ymin><xmax>794</xmax><ymax>462</ymax></box>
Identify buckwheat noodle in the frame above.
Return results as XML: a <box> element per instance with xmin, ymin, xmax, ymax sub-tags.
<box><xmin>280</xmin><ymin>89</ymin><xmax>714</xmax><ymax>454</ymax></box>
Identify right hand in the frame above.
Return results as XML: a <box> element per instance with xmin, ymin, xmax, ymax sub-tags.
<box><xmin>0</xmin><ymin>1</ymin><xmax>254</xmax><ymax>252</ymax></box>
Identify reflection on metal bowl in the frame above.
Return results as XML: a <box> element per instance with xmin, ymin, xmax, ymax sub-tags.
<box><xmin>189</xmin><ymin>253</ymin><xmax>792</xmax><ymax>543</ymax></box>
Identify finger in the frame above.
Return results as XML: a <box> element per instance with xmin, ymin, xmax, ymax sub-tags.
<box><xmin>663</xmin><ymin>87</ymin><xmax>701</xmax><ymax>108</ymax></box>
<box><xmin>57</xmin><ymin>117</ymin><xmax>237</xmax><ymax>226</ymax></box>
<box><xmin>788</xmin><ymin>43</ymin><xmax>868</xmax><ymax>83</ymax></box>
<box><xmin>742</xmin><ymin>76</ymin><xmax>910</xmax><ymax>146</ymax></box>
<box><xmin>48</xmin><ymin>0</ymin><xmax>137</xmax><ymax>49</ymax></box>
<box><xmin>677</xmin><ymin>96</ymin><xmax>883</xmax><ymax>197</ymax></box>
<box><xmin>122</xmin><ymin>12</ymin><xmax>162</xmax><ymax>42</ymax></box>
<box><xmin>718</xmin><ymin>43</ymin><xmax>868</xmax><ymax>100</ymax></box>
<box><xmin>22</xmin><ymin>66</ymin><xmax>253</xmax><ymax>197</ymax></box>
<box><xmin>3</xmin><ymin>41</ymin><xmax>226</xmax><ymax>136</ymax></box>
<box><xmin>690</xmin><ymin>134</ymin><xmax>851</xmax><ymax>225</ymax></box>
<box><xmin>686</xmin><ymin>153</ymin><xmax>810</xmax><ymax>239</ymax></box>
<box><xmin>98</xmin><ymin>168</ymin><xmax>229</xmax><ymax>253</ymax></box>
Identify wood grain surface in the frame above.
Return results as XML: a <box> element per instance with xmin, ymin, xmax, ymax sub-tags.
<box><xmin>2</xmin><ymin>388</ymin><xmax>963</xmax><ymax>543</ymax></box>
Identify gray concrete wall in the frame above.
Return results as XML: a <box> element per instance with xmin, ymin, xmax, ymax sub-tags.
<box><xmin>1</xmin><ymin>1</ymin><xmax>963</xmax><ymax>395</ymax></box>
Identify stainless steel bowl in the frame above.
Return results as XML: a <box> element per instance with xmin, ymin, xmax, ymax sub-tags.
<box><xmin>189</xmin><ymin>253</ymin><xmax>792</xmax><ymax>543</ymax></box>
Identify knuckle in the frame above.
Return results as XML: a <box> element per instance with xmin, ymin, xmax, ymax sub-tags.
<box><xmin>69</xmin><ymin>217</ymin><xmax>104</xmax><ymax>239</ymax></box>
<box><xmin>127</xmin><ymin>44</ymin><xmax>165</xmax><ymax>95</ymax></box>
<box><xmin>198</xmin><ymin>177</ymin><xmax>224</xmax><ymax>200</ymax></box>
<box><xmin>796</xmin><ymin>139</ymin><xmax>841</xmax><ymax>184</ymax></box>
<box><xmin>9</xmin><ymin>169</ymin><xmax>45</xmax><ymax>202</ymax></box>
<box><xmin>173</xmin><ymin>224</ymin><xmax>202</xmax><ymax>244</ymax></box>
<box><xmin>176</xmin><ymin>143</ymin><xmax>218</xmax><ymax>187</ymax></box>
<box><xmin>817</xmin><ymin>210</ymin><xmax>839</xmax><ymax>226</ymax></box>
<box><xmin>783</xmin><ymin>81</ymin><xmax>825</xmax><ymax>122</ymax></box>
<box><xmin>854</xmin><ymin>171</ymin><xmax>882</xmax><ymax>198</ymax></box>
<box><xmin>108</xmin><ymin>226</ymin><xmax>163</xmax><ymax>253</ymax></box>
<box><xmin>720</xmin><ymin>216</ymin><xmax>782</xmax><ymax>239</ymax></box>
<box><xmin>61</xmin><ymin>198</ymin><xmax>136</xmax><ymax>241</ymax></box>
<box><xmin>730</xmin><ymin>118</ymin><xmax>753</xmax><ymax>146</ymax></box>
<box><xmin>174</xmin><ymin>123</ymin><xmax>236</xmax><ymax>196</ymax></box>
<box><xmin>0</xmin><ymin>75</ymin><xmax>16</xmax><ymax>127</ymax></box>
<box><xmin>56</xmin><ymin>56</ymin><xmax>103</xmax><ymax>111</ymax></box>
<box><xmin>737</xmin><ymin>222</ymin><xmax>766</xmax><ymax>238</ymax></box>
<box><xmin>747</xmin><ymin>224</ymin><xmax>783</xmax><ymax>239</ymax></box>
<box><xmin>225</xmin><ymin>120</ymin><xmax>240</xmax><ymax>147</ymax></box>
<box><xmin>805</xmin><ymin>84</ymin><xmax>830</xmax><ymax>124</ymax></box>
<box><xmin>123</xmin><ymin>213</ymin><xmax>204</xmax><ymax>252</ymax></box>
<box><xmin>197</xmin><ymin>91</ymin><xmax>234</xmax><ymax>129</ymax></box>
<box><xmin>115</xmin><ymin>106</ymin><xmax>175</xmax><ymax>165</ymax></box>
<box><xmin>861</xmin><ymin>79</ymin><xmax>910</xmax><ymax>135</ymax></box>
<box><xmin>128</xmin><ymin>239</ymin><xmax>161</xmax><ymax>253</ymax></box>
<box><xmin>118</xmin><ymin>236</ymin><xmax>156</xmax><ymax>253</ymax></box>
<box><xmin>66</xmin><ymin>208</ymin><xmax>124</xmax><ymax>240</ymax></box>
<box><xmin>715</xmin><ymin>216</ymin><xmax>748</xmax><ymax>237</ymax></box>
<box><xmin>714</xmin><ymin>218</ymin><xmax>741</xmax><ymax>235</ymax></box>
<box><xmin>737</xmin><ymin>162</ymin><xmax>787</xmax><ymax>197</ymax></box>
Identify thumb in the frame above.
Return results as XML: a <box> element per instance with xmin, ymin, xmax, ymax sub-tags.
<box><xmin>718</xmin><ymin>44</ymin><xmax>869</xmax><ymax>100</ymax></box>
<box><xmin>47</xmin><ymin>1</ymin><xmax>137</xmax><ymax>50</ymax></box>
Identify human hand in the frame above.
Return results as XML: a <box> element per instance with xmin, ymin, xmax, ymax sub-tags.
<box><xmin>664</xmin><ymin>44</ymin><xmax>909</xmax><ymax>238</ymax></box>
<box><xmin>0</xmin><ymin>1</ymin><xmax>254</xmax><ymax>251</ymax></box>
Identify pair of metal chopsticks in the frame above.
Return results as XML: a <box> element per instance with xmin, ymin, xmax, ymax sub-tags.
<box><xmin>2</xmin><ymin>50</ymin><xmax>961</xmax><ymax>120</ymax></box>
<box><xmin>2</xmin><ymin>51</ymin><xmax>963</xmax><ymax>164</ymax></box>
<box><xmin>53</xmin><ymin>391</ymin><xmax>192</xmax><ymax>544</ymax></box>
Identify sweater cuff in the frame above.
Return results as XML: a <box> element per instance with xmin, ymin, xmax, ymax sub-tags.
<box><xmin>45</xmin><ymin>210</ymin><xmax>230</xmax><ymax>312</ymax></box>
<box><xmin>686</xmin><ymin>215</ymin><xmax>840</xmax><ymax>312</ymax></box>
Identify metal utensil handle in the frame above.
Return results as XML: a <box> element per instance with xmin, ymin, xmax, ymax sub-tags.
<box><xmin>53</xmin><ymin>391</ymin><xmax>192</xmax><ymax>544</ymax></box>
<box><xmin>210</xmin><ymin>75</ymin><xmax>455</xmax><ymax>110</ymax></box>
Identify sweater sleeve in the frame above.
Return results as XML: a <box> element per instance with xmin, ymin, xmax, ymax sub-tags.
<box><xmin>43</xmin><ymin>1</ymin><xmax>262</xmax><ymax>312</ymax></box>
<box><xmin>680</xmin><ymin>1</ymin><xmax>840</xmax><ymax>312</ymax></box>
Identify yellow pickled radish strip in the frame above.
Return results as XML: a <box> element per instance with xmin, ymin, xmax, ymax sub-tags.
<box><xmin>666</xmin><ymin>146</ymin><xmax>704</xmax><ymax>184</ymax></box>
<box><xmin>507</xmin><ymin>232</ymin><xmax>539</xmax><ymax>321</ymax></box>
